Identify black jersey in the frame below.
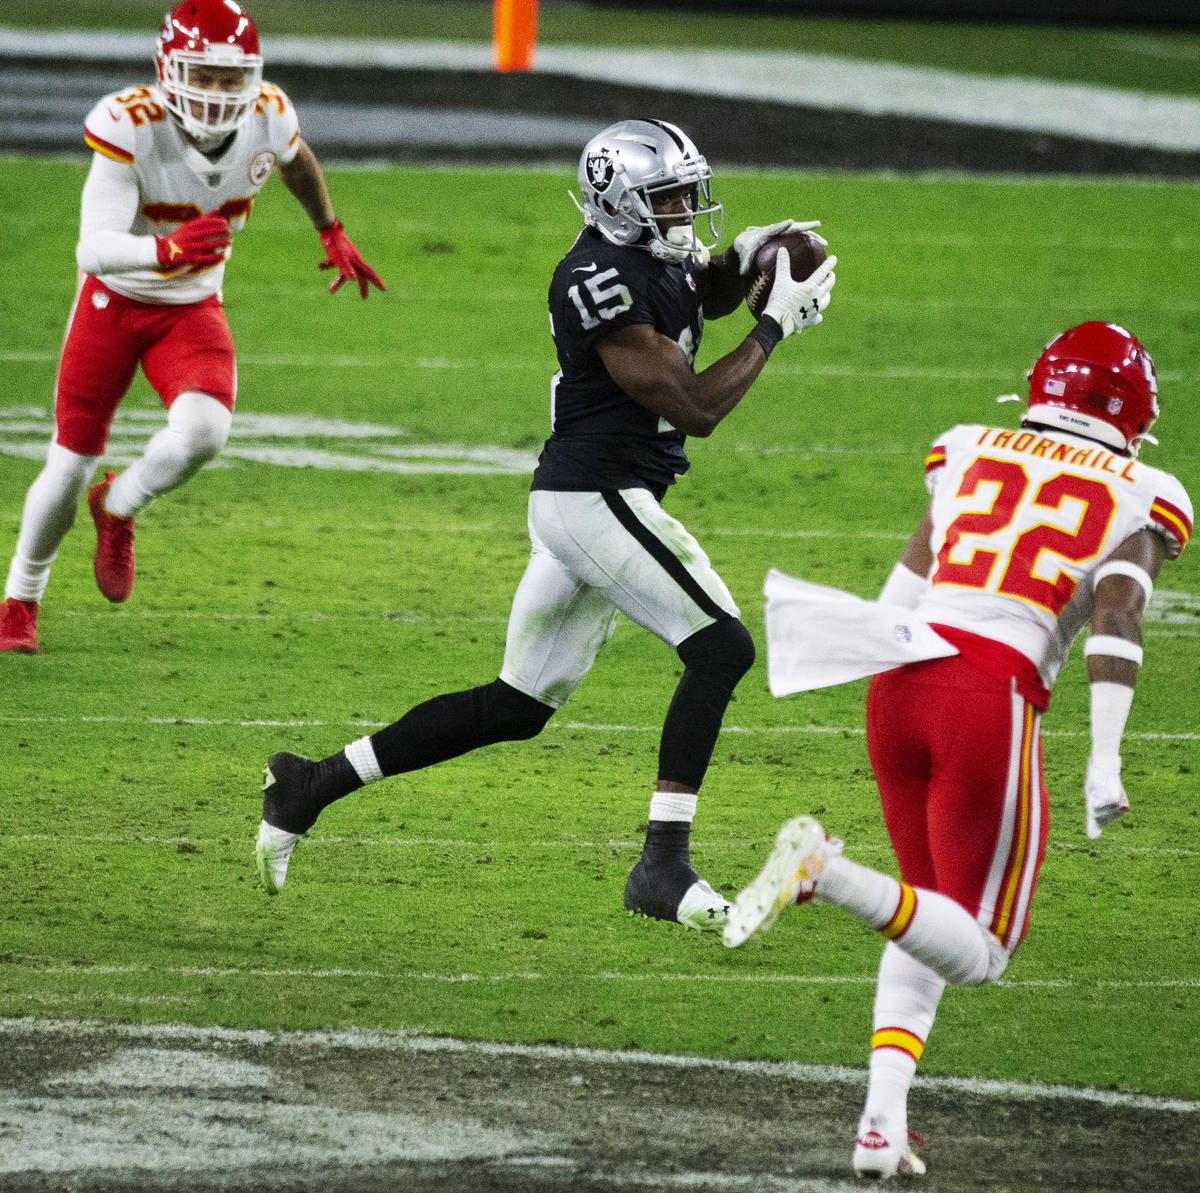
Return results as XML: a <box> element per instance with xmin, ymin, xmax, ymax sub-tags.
<box><xmin>532</xmin><ymin>227</ymin><xmax>704</xmax><ymax>495</ymax></box>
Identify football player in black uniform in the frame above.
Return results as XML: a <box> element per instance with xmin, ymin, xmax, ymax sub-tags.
<box><xmin>257</xmin><ymin>118</ymin><xmax>837</xmax><ymax>933</ymax></box>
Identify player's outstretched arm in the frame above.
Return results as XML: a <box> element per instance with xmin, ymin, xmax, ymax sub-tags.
<box><xmin>1083</xmin><ymin>528</ymin><xmax>1166</xmax><ymax>838</ymax></box>
<box><xmin>278</xmin><ymin>140</ymin><xmax>385</xmax><ymax>298</ymax></box>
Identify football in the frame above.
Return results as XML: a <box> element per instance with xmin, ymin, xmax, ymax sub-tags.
<box><xmin>745</xmin><ymin>229</ymin><xmax>827</xmax><ymax>319</ymax></box>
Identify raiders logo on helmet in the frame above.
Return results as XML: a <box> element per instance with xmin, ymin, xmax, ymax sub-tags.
<box><xmin>586</xmin><ymin>151</ymin><xmax>615</xmax><ymax>193</ymax></box>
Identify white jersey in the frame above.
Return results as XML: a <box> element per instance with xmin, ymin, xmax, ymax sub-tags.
<box><xmin>81</xmin><ymin>80</ymin><xmax>300</xmax><ymax>304</ymax></box>
<box><xmin>916</xmin><ymin>423</ymin><xmax>1192</xmax><ymax>689</ymax></box>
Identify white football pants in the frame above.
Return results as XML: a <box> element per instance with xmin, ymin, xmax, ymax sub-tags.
<box><xmin>499</xmin><ymin>488</ymin><xmax>740</xmax><ymax>708</ymax></box>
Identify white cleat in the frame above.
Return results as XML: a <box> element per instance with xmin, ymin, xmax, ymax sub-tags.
<box><xmin>853</xmin><ymin>1116</ymin><xmax>927</xmax><ymax>1180</ymax></box>
<box><xmin>255</xmin><ymin>820</ymin><xmax>301</xmax><ymax>895</ymax></box>
<box><xmin>723</xmin><ymin>816</ymin><xmax>833</xmax><ymax>948</ymax></box>
<box><xmin>675</xmin><ymin>877</ymin><xmax>731</xmax><ymax>932</ymax></box>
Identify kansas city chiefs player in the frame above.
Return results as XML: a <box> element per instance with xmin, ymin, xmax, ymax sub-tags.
<box><xmin>0</xmin><ymin>0</ymin><xmax>383</xmax><ymax>654</ymax></box>
<box><xmin>724</xmin><ymin>322</ymin><xmax>1192</xmax><ymax>1179</ymax></box>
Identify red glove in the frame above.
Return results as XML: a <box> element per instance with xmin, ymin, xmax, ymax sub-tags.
<box><xmin>155</xmin><ymin>211</ymin><xmax>231</xmax><ymax>268</ymax></box>
<box><xmin>318</xmin><ymin>219</ymin><xmax>385</xmax><ymax>298</ymax></box>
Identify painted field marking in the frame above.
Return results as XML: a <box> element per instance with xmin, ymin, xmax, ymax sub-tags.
<box><xmin>0</xmin><ymin>712</ymin><xmax>1197</xmax><ymax>741</ymax></box>
<box><xmin>7</xmin><ymin>963</ymin><xmax>1199</xmax><ymax>996</ymax></box>
<box><xmin>2</xmin><ymin>406</ymin><xmax>1197</xmax><ymax>474</ymax></box>
<box><xmin>2</xmin><ymin>1016</ymin><xmax>1196</xmax><ymax>1115</ymax></box>
<box><xmin>7</xmin><ymin>830</ymin><xmax>1196</xmax><ymax>863</ymax></box>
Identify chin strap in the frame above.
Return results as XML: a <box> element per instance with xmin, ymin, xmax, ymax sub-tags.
<box><xmin>654</xmin><ymin>226</ymin><xmax>708</xmax><ymax>266</ymax></box>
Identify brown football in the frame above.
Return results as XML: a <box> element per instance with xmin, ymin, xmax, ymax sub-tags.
<box><xmin>745</xmin><ymin>229</ymin><xmax>827</xmax><ymax>319</ymax></box>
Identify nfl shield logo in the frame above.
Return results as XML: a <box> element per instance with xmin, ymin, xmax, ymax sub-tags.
<box><xmin>1107</xmin><ymin>396</ymin><xmax>1123</xmax><ymax>414</ymax></box>
<box><xmin>586</xmin><ymin>151</ymin><xmax>615</xmax><ymax>193</ymax></box>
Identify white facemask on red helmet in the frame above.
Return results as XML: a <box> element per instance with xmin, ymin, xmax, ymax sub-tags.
<box><xmin>1025</xmin><ymin>321</ymin><xmax>1160</xmax><ymax>457</ymax></box>
<box><xmin>156</xmin><ymin>0</ymin><xmax>263</xmax><ymax>149</ymax></box>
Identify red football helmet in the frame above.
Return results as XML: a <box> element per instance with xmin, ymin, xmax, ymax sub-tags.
<box><xmin>1025</xmin><ymin>321</ymin><xmax>1159</xmax><ymax>456</ymax></box>
<box><xmin>156</xmin><ymin>0</ymin><xmax>263</xmax><ymax>148</ymax></box>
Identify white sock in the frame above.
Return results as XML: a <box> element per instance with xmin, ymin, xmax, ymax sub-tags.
<box><xmin>649</xmin><ymin>790</ymin><xmax>697</xmax><ymax>822</ymax></box>
<box><xmin>5</xmin><ymin>441</ymin><xmax>98</xmax><ymax>602</ymax></box>
<box><xmin>106</xmin><ymin>392</ymin><xmax>231</xmax><ymax>518</ymax></box>
<box><xmin>818</xmin><ymin>856</ymin><xmax>991</xmax><ymax>986</ymax></box>
<box><xmin>862</xmin><ymin>944</ymin><xmax>946</xmax><ymax>1129</ymax></box>
<box><xmin>344</xmin><ymin>735</ymin><xmax>384</xmax><ymax>785</ymax></box>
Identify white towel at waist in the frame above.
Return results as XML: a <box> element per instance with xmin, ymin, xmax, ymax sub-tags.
<box><xmin>763</xmin><ymin>567</ymin><xmax>959</xmax><ymax>697</ymax></box>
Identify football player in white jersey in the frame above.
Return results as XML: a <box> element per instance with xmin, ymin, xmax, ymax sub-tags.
<box><xmin>0</xmin><ymin>0</ymin><xmax>383</xmax><ymax>654</ymax></box>
<box><xmin>722</xmin><ymin>322</ymin><xmax>1192</xmax><ymax>1178</ymax></box>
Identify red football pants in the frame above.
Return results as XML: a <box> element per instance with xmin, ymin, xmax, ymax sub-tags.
<box><xmin>865</xmin><ymin>657</ymin><xmax>1049</xmax><ymax>951</ymax></box>
<box><xmin>54</xmin><ymin>274</ymin><xmax>236</xmax><ymax>456</ymax></box>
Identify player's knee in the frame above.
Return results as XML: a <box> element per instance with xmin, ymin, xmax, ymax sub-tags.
<box><xmin>953</xmin><ymin>928</ymin><xmax>1009</xmax><ymax>987</ymax></box>
<box><xmin>677</xmin><ymin>617</ymin><xmax>756</xmax><ymax>692</ymax></box>
<box><xmin>171</xmin><ymin>392</ymin><xmax>232</xmax><ymax>463</ymax></box>
<box><xmin>44</xmin><ymin>442</ymin><xmax>98</xmax><ymax>501</ymax></box>
<box><xmin>983</xmin><ymin>930</ymin><xmax>1010</xmax><ymax>983</ymax></box>
<box><xmin>485</xmin><ymin>678</ymin><xmax>555</xmax><ymax>740</ymax></box>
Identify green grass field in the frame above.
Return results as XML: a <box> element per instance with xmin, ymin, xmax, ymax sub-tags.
<box><xmin>1</xmin><ymin>157</ymin><xmax>1198</xmax><ymax>1106</ymax></box>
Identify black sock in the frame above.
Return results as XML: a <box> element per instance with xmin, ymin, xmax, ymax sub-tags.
<box><xmin>641</xmin><ymin>820</ymin><xmax>692</xmax><ymax>869</ymax></box>
<box><xmin>310</xmin><ymin>751</ymin><xmax>363</xmax><ymax>814</ymax></box>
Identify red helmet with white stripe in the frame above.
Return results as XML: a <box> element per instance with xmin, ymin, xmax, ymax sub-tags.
<box><xmin>156</xmin><ymin>0</ymin><xmax>263</xmax><ymax>148</ymax></box>
<box><xmin>1025</xmin><ymin>321</ymin><xmax>1159</xmax><ymax>457</ymax></box>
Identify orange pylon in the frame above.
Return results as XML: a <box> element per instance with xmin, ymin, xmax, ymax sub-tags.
<box><xmin>494</xmin><ymin>0</ymin><xmax>538</xmax><ymax>72</ymax></box>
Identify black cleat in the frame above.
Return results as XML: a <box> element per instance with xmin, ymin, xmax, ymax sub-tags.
<box><xmin>255</xmin><ymin>752</ymin><xmax>321</xmax><ymax>895</ymax></box>
<box><xmin>624</xmin><ymin>857</ymin><xmax>730</xmax><ymax>932</ymax></box>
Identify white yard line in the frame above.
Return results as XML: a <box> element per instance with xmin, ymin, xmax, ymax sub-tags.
<box><xmin>2</xmin><ymin>1016</ymin><xmax>1196</xmax><ymax>1115</ymax></box>
<box><xmin>8</xmin><ymin>964</ymin><xmax>1200</xmax><ymax>996</ymax></box>
<box><xmin>0</xmin><ymin>712</ymin><xmax>1196</xmax><ymax>741</ymax></box>
<box><xmin>7</xmin><ymin>831</ymin><xmax>1196</xmax><ymax>860</ymax></box>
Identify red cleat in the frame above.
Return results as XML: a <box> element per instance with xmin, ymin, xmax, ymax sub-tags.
<box><xmin>0</xmin><ymin>596</ymin><xmax>39</xmax><ymax>653</ymax></box>
<box><xmin>87</xmin><ymin>470</ymin><xmax>135</xmax><ymax>603</ymax></box>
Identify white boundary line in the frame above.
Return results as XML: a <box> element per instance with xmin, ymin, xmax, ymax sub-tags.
<box><xmin>2</xmin><ymin>1016</ymin><xmax>1195</xmax><ymax>1115</ymax></box>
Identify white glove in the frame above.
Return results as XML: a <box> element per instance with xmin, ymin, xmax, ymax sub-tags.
<box><xmin>762</xmin><ymin>249</ymin><xmax>836</xmax><ymax>337</ymax></box>
<box><xmin>1084</xmin><ymin>753</ymin><xmax>1130</xmax><ymax>839</ymax></box>
<box><xmin>733</xmin><ymin>219</ymin><xmax>826</xmax><ymax>275</ymax></box>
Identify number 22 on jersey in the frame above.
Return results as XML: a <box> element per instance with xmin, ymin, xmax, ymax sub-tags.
<box><xmin>933</xmin><ymin>457</ymin><xmax>1116</xmax><ymax>615</ymax></box>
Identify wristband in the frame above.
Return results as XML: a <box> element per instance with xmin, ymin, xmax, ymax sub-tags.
<box><xmin>1089</xmin><ymin>680</ymin><xmax>1133</xmax><ymax>760</ymax></box>
<box><xmin>748</xmin><ymin>315</ymin><xmax>784</xmax><ymax>360</ymax></box>
<box><xmin>879</xmin><ymin>562</ymin><xmax>927</xmax><ymax>609</ymax></box>
<box><xmin>1093</xmin><ymin>560</ymin><xmax>1153</xmax><ymax>604</ymax></box>
<box><xmin>1083</xmin><ymin>635</ymin><xmax>1144</xmax><ymax>665</ymax></box>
